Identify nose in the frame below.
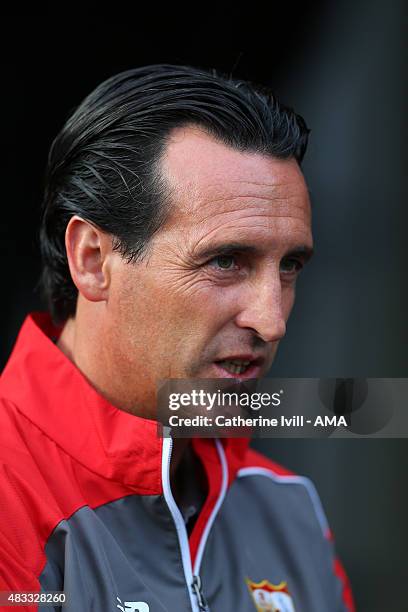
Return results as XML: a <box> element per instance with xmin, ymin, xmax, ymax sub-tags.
<box><xmin>234</xmin><ymin>276</ymin><xmax>287</xmax><ymax>343</ymax></box>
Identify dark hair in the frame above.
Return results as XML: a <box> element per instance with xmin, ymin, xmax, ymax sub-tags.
<box><xmin>40</xmin><ymin>64</ymin><xmax>309</xmax><ymax>323</ymax></box>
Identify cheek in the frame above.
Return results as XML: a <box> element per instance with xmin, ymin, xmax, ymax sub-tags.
<box><xmin>148</xmin><ymin>284</ymin><xmax>237</xmax><ymax>367</ymax></box>
<box><xmin>182</xmin><ymin>284</ymin><xmax>237</xmax><ymax>325</ymax></box>
<box><xmin>110</xmin><ymin>265</ymin><xmax>238</xmax><ymax>365</ymax></box>
<box><xmin>105</xmin><ymin>272</ymin><xmax>166</xmax><ymax>363</ymax></box>
<box><xmin>163</xmin><ymin>287</ymin><xmax>231</xmax><ymax>352</ymax></box>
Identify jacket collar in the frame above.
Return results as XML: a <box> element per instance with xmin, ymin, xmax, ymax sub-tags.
<box><xmin>0</xmin><ymin>313</ymin><xmax>249</xmax><ymax>490</ymax></box>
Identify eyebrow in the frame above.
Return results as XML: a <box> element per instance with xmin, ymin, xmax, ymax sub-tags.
<box><xmin>194</xmin><ymin>242</ymin><xmax>314</xmax><ymax>262</ymax></box>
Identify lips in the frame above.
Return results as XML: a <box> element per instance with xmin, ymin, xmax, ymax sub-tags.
<box><xmin>213</xmin><ymin>355</ymin><xmax>265</xmax><ymax>379</ymax></box>
<box><xmin>217</xmin><ymin>359</ymin><xmax>251</xmax><ymax>375</ymax></box>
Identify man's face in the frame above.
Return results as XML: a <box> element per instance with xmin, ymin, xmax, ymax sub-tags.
<box><xmin>103</xmin><ymin>126</ymin><xmax>313</xmax><ymax>413</ymax></box>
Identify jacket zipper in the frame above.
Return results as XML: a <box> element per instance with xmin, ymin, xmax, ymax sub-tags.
<box><xmin>161</xmin><ymin>437</ymin><xmax>228</xmax><ymax>612</ymax></box>
<box><xmin>191</xmin><ymin>575</ymin><xmax>209</xmax><ymax>611</ymax></box>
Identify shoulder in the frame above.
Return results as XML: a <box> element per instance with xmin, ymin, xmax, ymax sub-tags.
<box><xmin>0</xmin><ymin>397</ymin><xmax>66</xmax><ymax>580</ymax></box>
<box><xmin>0</xmin><ymin>396</ymin><xmax>39</xmax><ymax>473</ymax></box>
<box><xmin>242</xmin><ymin>447</ymin><xmax>296</xmax><ymax>475</ymax></box>
<box><xmin>237</xmin><ymin>447</ymin><xmax>329</xmax><ymax>537</ymax></box>
<box><xmin>232</xmin><ymin>447</ymin><xmax>355</xmax><ymax>611</ymax></box>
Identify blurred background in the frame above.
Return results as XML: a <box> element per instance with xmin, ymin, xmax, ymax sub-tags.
<box><xmin>1</xmin><ymin>1</ymin><xmax>406</xmax><ymax>609</ymax></box>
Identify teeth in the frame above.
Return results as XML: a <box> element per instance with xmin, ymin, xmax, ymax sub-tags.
<box><xmin>218</xmin><ymin>360</ymin><xmax>251</xmax><ymax>374</ymax></box>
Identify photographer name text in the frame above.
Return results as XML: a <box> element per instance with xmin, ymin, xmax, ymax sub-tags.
<box><xmin>168</xmin><ymin>415</ymin><xmax>348</xmax><ymax>428</ymax></box>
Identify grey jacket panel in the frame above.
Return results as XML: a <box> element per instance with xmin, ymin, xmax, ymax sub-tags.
<box><xmin>199</xmin><ymin>473</ymin><xmax>345</xmax><ymax>611</ymax></box>
<box><xmin>40</xmin><ymin>496</ymin><xmax>193</xmax><ymax>612</ymax></box>
<box><xmin>39</xmin><ymin>475</ymin><xmax>346</xmax><ymax>611</ymax></box>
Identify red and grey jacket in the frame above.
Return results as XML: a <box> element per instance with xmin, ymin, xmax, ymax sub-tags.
<box><xmin>0</xmin><ymin>313</ymin><xmax>354</xmax><ymax>611</ymax></box>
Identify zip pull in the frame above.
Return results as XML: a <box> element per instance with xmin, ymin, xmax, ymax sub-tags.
<box><xmin>192</xmin><ymin>575</ymin><xmax>209</xmax><ymax>611</ymax></box>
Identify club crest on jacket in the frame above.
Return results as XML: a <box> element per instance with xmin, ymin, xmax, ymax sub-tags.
<box><xmin>246</xmin><ymin>578</ymin><xmax>296</xmax><ymax>611</ymax></box>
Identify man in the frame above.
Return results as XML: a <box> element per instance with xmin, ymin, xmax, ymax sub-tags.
<box><xmin>0</xmin><ymin>65</ymin><xmax>354</xmax><ymax>611</ymax></box>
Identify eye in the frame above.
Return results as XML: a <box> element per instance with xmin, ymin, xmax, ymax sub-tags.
<box><xmin>210</xmin><ymin>255</ymin><xmax>237</xmax><ymax>270</ymax></box>
<box><xmin>280</xmin><ymin>257</ymin><xmax>303</xmax><ymax>275</ymax></box>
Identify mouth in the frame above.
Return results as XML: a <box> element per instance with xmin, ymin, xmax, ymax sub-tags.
<box><xmin>212</xmin><ymin>356</ymin><xmax>265</xmax><ymax>379</ymax></box>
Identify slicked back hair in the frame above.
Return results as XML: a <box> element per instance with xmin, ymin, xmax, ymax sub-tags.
<box><xmin>40</xmin><ymin>64</ymin><xmax>310</xmax><ymax>323</ymax></box>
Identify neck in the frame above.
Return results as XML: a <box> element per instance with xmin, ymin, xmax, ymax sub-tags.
<box><xmin>56</xmin><ymin>307</ymin><xmax>153</xmax><ymax>417</ymax></box>
<box><xmin>57</xmin><ymin>318</ymin><xmax>201</xmax><ymax>504</ymax></box>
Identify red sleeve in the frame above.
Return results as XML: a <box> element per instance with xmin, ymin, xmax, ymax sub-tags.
<box><xmin>328</xmin><ymin>530</ymin><xmax>356</xmax><ymax>612</ymax></box>
<box><xmin>0</xmin><ymin>463</ymin><xmax>42</xmax><ymax>612</ymax></box>
<box><xmin>0</xmin><ymin>533</ymin><xmax>39</xmax><ymax>611</ymax></box>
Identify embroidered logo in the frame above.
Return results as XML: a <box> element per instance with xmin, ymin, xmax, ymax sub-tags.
<box><xmin>245</xmin><ymin>578</ymin><xmax>296</xmax><ymax>612</ymax></box>
<box><xmin>116</xmin><ymin>596</ymin><xmax>150</xmax><ymax>612</ymax></box>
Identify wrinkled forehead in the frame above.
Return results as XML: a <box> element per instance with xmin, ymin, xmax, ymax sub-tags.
<box><xmin>159</xmin><ymin>125</ymin><xmax>311</xmax><ymax>229</ymax></box>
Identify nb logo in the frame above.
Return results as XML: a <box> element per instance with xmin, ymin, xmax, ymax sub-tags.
<box><xmin>116</xmin><ymin>596</ymin><xmax>149</xmax><ymax>612</ymax></box>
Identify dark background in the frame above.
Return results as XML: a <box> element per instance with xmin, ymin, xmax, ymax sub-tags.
<box><xmin>1</xmin><ymin>2</ymin><xmax>406</xmax><ymax>609</ymax></box>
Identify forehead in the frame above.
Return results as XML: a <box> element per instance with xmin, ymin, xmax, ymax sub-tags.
<box><xmin>160</xmin><ymin>126</ymin><xmax>312</xmax><ymax>249</ymax></box>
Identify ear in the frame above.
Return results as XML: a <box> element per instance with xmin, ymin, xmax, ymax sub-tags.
<box><xmin>65</xmin><ymin>216</ymin><xmax>113</xmax><ymax>303</ymax></box>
